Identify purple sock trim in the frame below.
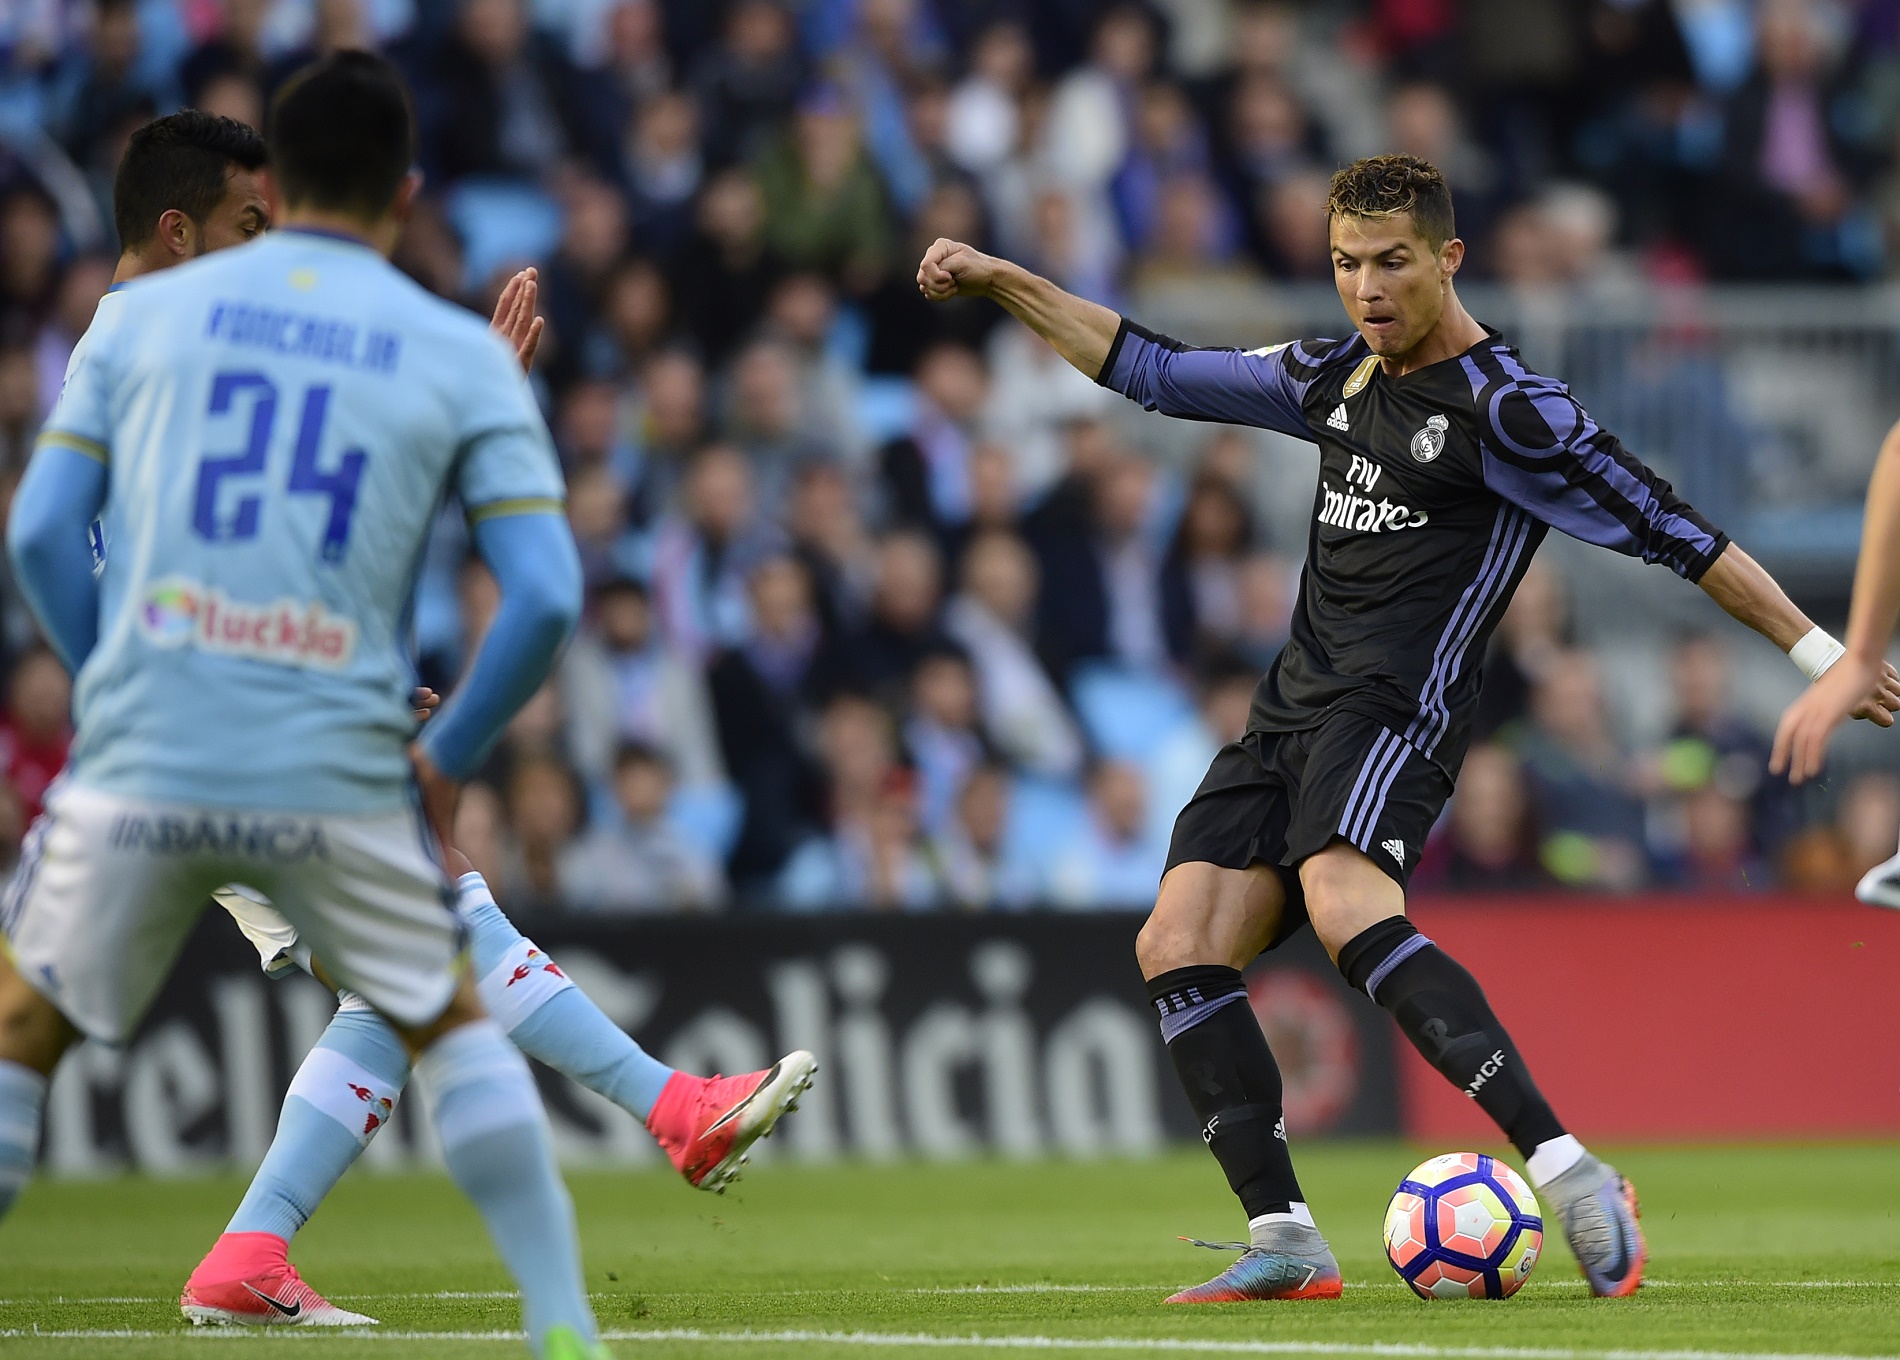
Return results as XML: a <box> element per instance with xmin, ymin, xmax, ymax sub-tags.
<box><xmin>1365</xmin><ymin>933</ymin><xmax>1434</xmax><ymax>1003</ymax></box>
<box><xmin>1158</xmin><ymin>990</ymin><xmax>1251</xmax><ymax>1044</ymax></box>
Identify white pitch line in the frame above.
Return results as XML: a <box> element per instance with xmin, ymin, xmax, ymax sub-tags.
<box><xmin>0</xmin><ymin>1328</ymin><xmax>1899</xmax><ymax>1360</ymax></box>
<box><xmin>4</xmin><ymin>1280</ymin><xmax>1898</xmax><ymax>1307</ymax></box>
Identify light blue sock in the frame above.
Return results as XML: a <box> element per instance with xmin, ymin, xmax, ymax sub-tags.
<box><xmin>226</xmin><ymin>1001</ymin><xmax>410</xmax><ymax>1240</ymax></box>
<box><xmin>458</xmin><ymin>872</ymin><xmax>675</xmax><ymax>1120</ymax></box>
<box><xmin>418</xmin><ymin>1020</ymin><xmax>596</xmax><ymax>1353</ymax></box>
<box><xmin>0</xmin><ymin>1060</ymin><xmax>46</xmax><ymax>1220</ymax></box>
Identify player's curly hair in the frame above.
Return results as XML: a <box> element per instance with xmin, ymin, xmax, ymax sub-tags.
<box><xmin>1326</xmin><ymin>154</ymin><xmax>1456</xmax><ymax>248</ymax></box>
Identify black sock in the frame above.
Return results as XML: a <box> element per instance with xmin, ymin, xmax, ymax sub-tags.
<box><xmin>1337</xmin><ymin>919</ymin><xmax>1566</xmax><ymax>1158</ymax></box>
<box><xmin>1148</xmin><ymin>965</ymin><xmax>1304</xmax><ymax>1219</ymax></box>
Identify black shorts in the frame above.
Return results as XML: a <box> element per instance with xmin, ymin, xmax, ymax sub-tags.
<box><xmin>1164</xmin><ymin>710</ymin><xmax>1453</xmax><ymax>948</ymax></box>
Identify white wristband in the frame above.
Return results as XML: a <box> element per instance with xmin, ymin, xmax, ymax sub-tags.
<box><xmin>1790</xmin><ymin>626</ymin><xmax>1847</xmax><ymax>681</ymax></box>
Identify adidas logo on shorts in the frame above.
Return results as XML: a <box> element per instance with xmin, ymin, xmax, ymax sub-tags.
<box><xmin>1382</xmin><ymin>838</ymin><xmax>1406</xmax><ymax>864</ymax></box>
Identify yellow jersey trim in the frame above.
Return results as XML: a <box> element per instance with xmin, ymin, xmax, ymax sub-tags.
<box><xmin>465</xmin><ymin>497</ymin><xmax>565</xmax><ymax>524</ymax></box>
<box><xmin>35</xmin><ymin>430</ymin><xmax>109</xmax><ymax>464</ymax></box>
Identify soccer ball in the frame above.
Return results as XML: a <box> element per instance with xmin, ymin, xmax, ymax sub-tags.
<box><xmin>1383</xmin><ymin>1152</ymin><xmax>1543</xmax><ymax>1299</ymax></box>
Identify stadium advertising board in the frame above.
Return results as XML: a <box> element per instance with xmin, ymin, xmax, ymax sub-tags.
<box><xmin>1402</xmin><ymin>898</ymin><xmax>1900</xmax><ymax>1142</ymax></box>
<box><xmin>40</xmin><ymin>911</ymin><xmax>1399</xmax><ymax>1174</ymax></box>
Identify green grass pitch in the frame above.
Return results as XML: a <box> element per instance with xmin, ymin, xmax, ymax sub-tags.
<box><xmin>1</xmin><ymin>1143</ymin><xmax>1897</xmax><ymax>1358</ymax></box>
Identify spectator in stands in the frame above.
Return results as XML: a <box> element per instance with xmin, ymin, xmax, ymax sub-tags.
<box><xmin>788</xmin><ymin>459</ymin><xmax>877</xmax><ymax>638</ymax></box>
<box><xmin>1161</xmin><ymin>472</ymin><xmax>1257</xmax><ymax>667</ymax></box>
<box><xmin>624</xmin><ymin>89</ymin><xmax>701</xmax><ymax>254</ymax></box>
<box><xmin>619</xmin><ymin>348</ymin><xmax>706</xmax><ymax>517</ymax></box>
<box><xmin>0</xmin><ymin>190</ymin><xmax>60</xmax><ymax>338</ymax></box>
<box><xmin>1638</xmin><ymin>632</ymin><xmax>1788</xmax><ymax>864</ymax></box>
<box><xmin>880</xmin><ymin>341</ymin><xmax>989</xmax><ymax>538</ymax></box>
<box><xmin>691</xmin><ymin>0</ymin><xmax>803</xmax><ymax>167</ymax></box>
<box><xmin>672</xmin><ymin>168</ymin><xmax>778</xmax><ymax>368</ymax></box>
<box><xmin>754</xmin><ymin>84</ymin><xmax>892</xmax><ymax>291</ymax></box>
<box><xmin>1666</xmin><ymin>783</ymin><xmax>1767</xmax><ymax>892</ymax></box>
<box><xmin>1712</xmin><ymin>0</ymin><xmax>1879</xmax><ymax>279</ymax></box>
<box><xmin>45</xmin><ymin>0</ymin><xmax>171</xmax><ymax>172</ymax></box>
<box><xmin>762</xmin><ymin>272</ymin><xmax>863</xmax><ymax>468</ymax></box>
<box><xmin>707</xmin><ymin>553</ymin><xmax>841</xmax><ymax>892</ymax></box>
<box><xmin>850</xmin><ymin>528</ymin><xmax>950</xmax><ymax>696</ymax></box>
<box><xmin>180</xmin><ymin>0</ymin><xmax>271</xmax><ymax>105</ymax></box>
<box><xmin>565</xmin><ymin>462</ymin><xmax>640</xmax><ymax>587</ymax></box>
<box><xmin>0</xmin><ymin>646</ymin><xmax>68</xmax><ymax>826</ymax></box>
<box><xmin>561</xmin><ymin>574</ymin><xmax>725</xmax><ymax>791</ymax></box>
<box><xmin>1043</xmin><ymin>759</ymin><xmax>1164</xmax><ymax>909</ymax></box>
<box><xmin>1512</xmin><ymin>649</ymin><xmax>1648</xmax><ymax>890</ymax></box>
<box><xmin>1414</xmin><ymin>743</ymin><xmax>1549</xmax><ymax>893</ymax></box>
<box><xmin>648</xmin><ymin>443</ymin><xmax>779</xmax><ymax>660</ymax></box>
<box><xmin>561</xmin><ymin>742</ymin><xmax>727</xmax><ymax>912</ymax></box>
<box><xmin>428</xmin><ymin>0</ymin><xmax>614</xmax><ymax>182</ymax></box>
<box><xmin>780</xmin><ymin>700</ymin><xmax>944</xmax><ymax>910</ymax></box>
<box><xmin>935</xmin><ymin>760</ymin><xmax>1035</xmax><ymax>911</ymax></box>
<box><xmin>1231</xmin><ymin>551</ymin><xmax>1293</xmax><ymax>671</ymax></box>
<box><xmin>904</xmin><ymin>645</ymin><xmax>987</xmax><ymax>836</ymax></box>
<box><xmin>500</xmin><ymin>754</ymin><xmax>587</xmax><ymax>913</ymax></box>
<box><xmin>945</xmin><ymin>529</ymin><xmax>1084</xmax><ymax>780</ymax></box>
<box><xmin>723</xmin><ymin>336</ymin><xmax>833</xmax><ymax>505</ymax></box>
<box><xmin>0</xmin><ymin>346</ymin><xmax>41</xmax><ymax>477</ymax></box>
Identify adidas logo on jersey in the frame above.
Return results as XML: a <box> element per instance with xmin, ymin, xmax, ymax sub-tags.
<box><xmin>1326</xmin><ymin>404</ymin><xmax>1350</xmax><ymax>432</ymax></box>
<box><xmin>1382</xmin><ymin>838</ymin><xmax>1406</xmax><ymax>864</ymax></box>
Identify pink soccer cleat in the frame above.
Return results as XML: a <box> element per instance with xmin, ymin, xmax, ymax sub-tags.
<box><xmin>645</xmin><ymin>1050</ymin><xmax>817</xmax><ymax>1193</ymax></box>
<box><xmin>180</xmin><ymin>1232</ymin><xmax>377</xmax><ymax>1327</ymax></box>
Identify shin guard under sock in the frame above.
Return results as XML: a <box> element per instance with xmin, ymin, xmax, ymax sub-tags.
<box><xmin>1147</xmin><ymin>965</ymin><xmax>1305</xmax><ymax>1218</ymax></box>
<box><xmin>1338</xmin><ymin>918</ymin><xmax>1565</xmax><ymax>1157</ymax></box>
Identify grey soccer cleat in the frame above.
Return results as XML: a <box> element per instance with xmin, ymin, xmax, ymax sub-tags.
<box><xmin>1539</xmin><ymin>1152</ymin><xmax>1646</xmax><ymax>1297</ymax></box>
<box><xmin>1166</xmin><ymin>1222</ymin><xmax>1344</xmax><ymax>1303</ymax></box>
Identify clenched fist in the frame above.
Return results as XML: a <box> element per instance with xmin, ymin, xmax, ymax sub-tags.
<box><xmin>917</xmin><ymin>238</ymin><xmax>998</xmax><ymax>301</ymax></box>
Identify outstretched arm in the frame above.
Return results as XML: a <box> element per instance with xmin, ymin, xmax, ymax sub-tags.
<box><xmin>917</xmin><ymin>239</ymin><xmax>1120</xmax><ymax>379</ymax></box>
<box><xmin>8</xmin><ymin>443</ymin><xmax>108</xmax><ymax>674</ymax></box>
<box><xmin>1772</xmin><ymin>422</ymin><xmax>1900</xmax><ymax>782</ymax></box>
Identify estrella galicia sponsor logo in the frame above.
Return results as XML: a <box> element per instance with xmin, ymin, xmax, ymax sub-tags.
<box><xmin>139</xmin><ymin>576</ymin><xmax>357</xmax><ymax>670</ymax></box>
<box><xmin>110</xmin><ymin>812</ymin><xmax>330</xmax><ymax>862</ymax></box>
<box><xmin>1410</xmin><ymin>413</ymin><xmax>1450</xmax><ymax>463</ymax></box>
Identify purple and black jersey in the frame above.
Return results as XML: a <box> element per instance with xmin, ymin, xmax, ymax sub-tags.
<box><xmin>1098</xmin><ymin>318</ymin><xmax>1728</xmax><ymax>777</ymax></box>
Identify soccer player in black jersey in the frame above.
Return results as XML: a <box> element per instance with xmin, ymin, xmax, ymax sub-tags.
<box><xmin>919</xmin><ymin>154</ymin><xmax>1900</xmax><ymax>1303</ymax></box>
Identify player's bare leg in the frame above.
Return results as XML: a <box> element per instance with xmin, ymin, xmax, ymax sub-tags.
<box><xmin>0</xmin><ymin>953</ymin><xmax>76</xmax><ymax>1222</ymax></box>
<box><xmin>1304</xmin><ymin>842</ymin><xmax>1645</xmax><ymax>1298</ymax></box>
<box><xmin>1138</xmin><ymin>863</ymin><xmax>1343</xmax><ymax>1303</ymax></box>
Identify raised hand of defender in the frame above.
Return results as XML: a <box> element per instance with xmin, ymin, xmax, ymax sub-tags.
<box><xmin>490</xmin><ymin>266</ymin><xmax>545</xmax><ymax>372</ymax></box>
<box><xmin>1770</xmin><ymin>655</ymin><xmax>1900</xmax><ymax>784</ymax></box>
<box><xmin>917</xmin><ymin>238</ymin><xmax>995</xmax><ymax>301</ymax></box>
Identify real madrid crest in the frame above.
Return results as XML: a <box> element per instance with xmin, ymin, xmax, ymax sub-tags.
<box><xmin>1410</xmin><ymin>413</ymin><xmax>1449</xmax><ymax>463</ymax></box>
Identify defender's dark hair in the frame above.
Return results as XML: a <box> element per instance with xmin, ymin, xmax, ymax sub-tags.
<box><xmin>113</xmin><ymin>110</ymin><xmax>268</xmax><ymax>251</ymax></box>
<box><xmin>1326</xmin><ymin>153</ymin><xmax>1455</xmax><ymax>249</ymax></box>
<box><xmin>268</xmin><ymin>51</ymin><xmax>415</xmax><ymax>218</ymax></box>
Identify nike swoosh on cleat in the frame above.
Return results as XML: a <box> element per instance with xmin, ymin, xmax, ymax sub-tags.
<box><xmin>242</xmin><ymin>1284</ymin><xmax>302</xmax><ymax>1318</ymax></box>
<box><xmin>704</xmin><ymin>1061</ymin><xmax>783</xmax><ymax>1136</ymax></box>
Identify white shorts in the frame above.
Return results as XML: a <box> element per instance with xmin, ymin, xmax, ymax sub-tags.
<box><xmin>2</xmin><ymin>782</ymin><xmax>461</xmax><ymax>1043</ymax></box>
<box><xmin>214</xmin><ymin>882</ymin><xmax>308</xmax><ymax>979</ymax></box>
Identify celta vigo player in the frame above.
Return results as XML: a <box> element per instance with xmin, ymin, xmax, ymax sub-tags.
<box><xmin>0</xmin><ymin>97</ymin><xmax>812</xmax><ymax>1341</ymax></box>
<box><xmin>918</xmin><ymin>152</ymin><xmax>1900</xmax><ymax>1303</ymax></box>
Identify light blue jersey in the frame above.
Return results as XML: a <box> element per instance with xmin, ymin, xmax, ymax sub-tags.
<box><xmin>37</xmin><ymin>229</ymin><xmax>563</xmax><ymax>812</ymax></box>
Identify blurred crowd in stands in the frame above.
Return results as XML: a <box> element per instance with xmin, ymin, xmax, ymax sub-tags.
<box><xmin>2</xmin><ymin>0</ymin><xmax>1900</xmax><ymax>912</ymax></box>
